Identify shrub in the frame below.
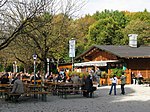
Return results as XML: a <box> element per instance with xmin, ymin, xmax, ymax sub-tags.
<box><xmin>101</xmin><ymin>71</ymin><xmax>108</xmax><ymax>78</ymax></box>
<box><xmin>68</xmin><ymin>71</ymin><xmax>89</xmax><ymax>78</ymax></box>
<box><xmin>111</xmin><ymin>68</ymin><xmax>124</xmax><ymax>78</ymax></box>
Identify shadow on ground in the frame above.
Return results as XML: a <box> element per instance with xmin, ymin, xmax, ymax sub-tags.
<box><xmin>0</xmin><ymin>85</ymin><xmax>150</xmax><ymax>112</ymax></box>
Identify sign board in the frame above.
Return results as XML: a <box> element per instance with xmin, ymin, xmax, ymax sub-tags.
<box><xmin>69</xmin><ymin>39</ymin><xmax>75</xmax><ymax>57</ymax></box>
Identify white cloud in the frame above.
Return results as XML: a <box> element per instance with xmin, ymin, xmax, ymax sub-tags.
<box><xmin>79</xmin><ymin>0</ymin><xmax>150</xmax><ymax>17</ymax></box>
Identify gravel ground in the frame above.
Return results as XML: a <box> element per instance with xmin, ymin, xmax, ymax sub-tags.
<box><xmin>0</xmin><ymin>84</ymin><xmax>150</xmax><ymax>112</ymax></box>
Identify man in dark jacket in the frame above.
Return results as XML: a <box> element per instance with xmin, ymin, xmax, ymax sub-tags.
<box><xmin>0</xmin><ymin>73</ymin><xmax>9</xmax><ymax>84</ymax></box>
<box><xmin>84</xmin><ymin>75</ymin><xmax>94</xmax><ymax>98</ymax></box>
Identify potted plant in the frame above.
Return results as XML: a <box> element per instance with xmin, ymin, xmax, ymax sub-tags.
<box><xmin>111</xmin><ymin>68</ymin><xmax>124</xmax><ymax>78</ymax></box>
<box><xmin>101</xmin><ymin>71</ymin><xmax>108</xmax><ymax>78</ymax></box>
<box><xmin>79</xmin><ymin>72</ymin><xmax>89</xmax><ymax>78</ymax></box>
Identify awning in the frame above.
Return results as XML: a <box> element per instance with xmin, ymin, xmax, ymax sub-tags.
<box><xmin>74</xmin><ymin>60</ymin><xmax>119</xmax><ymax>67</ymax></box>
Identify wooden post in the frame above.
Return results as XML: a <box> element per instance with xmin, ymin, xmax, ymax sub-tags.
<box><xmin>126</xmin><ymin>69</ymin><xmax>131</xmax><ymax>84</ymax></box>
<box><xmin>107</xmin><ymin>69</ymin><xmax>111</xmax><ymax>86</ymax></box>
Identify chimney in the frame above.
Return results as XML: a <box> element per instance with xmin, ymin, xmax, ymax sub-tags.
<box><xmin>128</xmin><ymin>34</ymin><xmax>138</xmax><ymax>48</ymax></box>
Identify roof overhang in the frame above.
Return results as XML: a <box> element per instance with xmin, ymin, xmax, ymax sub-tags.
<box><xmin>74</xmin><ymin>60</ymin><xmax>119</xmax><ymax>67</ymax></box>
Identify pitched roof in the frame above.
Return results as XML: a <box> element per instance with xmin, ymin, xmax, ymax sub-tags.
<box><xmin>76</xmin><ymin>45</ymin><xmax>150</xmax><ymax>59</ymax></box>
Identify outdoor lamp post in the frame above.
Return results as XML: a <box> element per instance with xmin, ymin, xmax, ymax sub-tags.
<box><xmin>33</xmin><ymin>54</ymin><xmax>37</xmax><ymax>85</ymax></box>
<box><xmin>47</xmin><ymin>58</ymin><xmax>50</xmax><ymax>78</ymax></box>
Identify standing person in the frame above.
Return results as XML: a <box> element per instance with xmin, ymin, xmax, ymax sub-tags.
<box><xmin>94</xmin><ymin>67</ymin><xmax>101</xmax><ymax>87</ymax></box>
<box><xmin>131</xmin><ymin>72</ymin><xmax>136</xmax><ymax>85</ymax></box>
<box><xmin>120</xmin><ymin>72</ymin><xmax>126</xmax><ymax>95</ymax></box>
<box><xmin>109</xmin><ymin>75</ymin><xmax>118</xmax><ymax>95</ymax></box>
<box><xmin>137</xmin><ymin>71</ymin><xmax>143</xmax><ymax>84</ymax></box>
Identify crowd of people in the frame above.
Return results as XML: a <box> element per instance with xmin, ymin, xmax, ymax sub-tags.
<box><xmin>0</xmin><ymin>68</ymin><xmax>144</xmax><ymax>100</ymax></box>
<box><xmin>0</xmin><ymin>69</ymin><xmax>97</xmax><ymax>99</ymax></box>
<box><xmin>45</xmin><ymin>69</ymin><xmax>97</xmax><ymax>98</ymax></box>
<box><xmin>131</xmin><ymin>71</ymin><xmax>144</xmax><ymax>85</ymax></box>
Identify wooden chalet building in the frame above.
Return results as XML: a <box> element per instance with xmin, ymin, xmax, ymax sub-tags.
<box><xmin>74</xmin><ymin>45</ymin><xmax>150</xmax><ymax>84</ymax></box>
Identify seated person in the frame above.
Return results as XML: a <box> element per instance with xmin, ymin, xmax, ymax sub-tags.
<box><xmin>71</xmin><ymin>74</ymin><xmax>81</xmax><ymax>93</ymax></box>
<box><xmin>6</xmin><ymin>74</ymin><xmax>24</xmax><ymax>102</ymax></box>
<box><xmin>71</xmin><ymin>74</ymin><xmax>81</xmax><ymax>84</ymax></box>
<box><xmin>30</xmin><ymin>72</ymin><xmax>42</xmax><ymax>84</ymax></box>
<box><xmin>11</xmin><ymin>73</ymin><xmax>17</xmax><ymax>84</ymax></box>
<box><xmin>22</xmin><ymin>73</ymin><xmax>30</xmax><ymax>79</ymax></box>
<box><xmin>36</xmin><ymin>71</ymin><xmax>42</xmax><ymax>80</ymax></box>
<box><xmin>83</xmin><ymin>75</ymin><xmax>96</xmax><ymax>98</ymax></box>
<box><xmin>0</xmin><ymin>73</ymin><xmax>10</xmax><ymax>84</ymax></box>
<box><xmin>0</xmin><ymin>73</ymin><xmax>10</xmax><ymax>97</ymax></box>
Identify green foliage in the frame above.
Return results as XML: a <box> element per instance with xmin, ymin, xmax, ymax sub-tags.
<box><xmin>111</xmin><ymin>68</ymin><xmax>124</xmax><ymax>78</ymax></box>
<box><xmin>68</xmin><ymin>71</ymin><xmax>89</xmax><ymax>78</ymax></box>
<box><xmin>87</xmin><ymin>10</ymin><xmax>128</xmax><ymax>46</ymax></box>
<box><xmin>86</xmin><ymin>10</ymin><xmax>150</xmax><ymax>47</ymax></box>
<box><xmin>79</xmin><ymin>72</ymin><xmax>89</xmax><ymax>78</ymax></box>
<box><xmin>101</xmin><ymin>71</ymin><xmax>108</xmax><ymax>78</ymax></box>
<box><xmin>1</xmin><ymin>8</ymin><xmax>150</xmax><ymax>71</ymax></box>
<box><xmin>0</xmin><ymin>64</ymin><xmax>4</xmax><ymax>72</ymax></box>
<box><xmin>73</xmin><ymin>15</ymin><xmax>96</xmax><ymax>56</ymax></box>
<box><xmin>123</xmin><ymin>19</ymin><xmax>150</xmax><ymax>46</ymax></box>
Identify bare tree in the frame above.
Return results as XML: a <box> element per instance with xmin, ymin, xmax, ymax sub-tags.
<box><xmin>0</xmin><ymin>0</ymin><xmax>7</xmax><ymax>7</ymax></box>
<box><xmin>0</xmin><ymin>0</ymin><xmax>86</xmax><ymax>72</ymax></box>
<box><xmin>0</xmin><ymin>0</ymin><xmax>52</xmax><ymax>50</ymax></box>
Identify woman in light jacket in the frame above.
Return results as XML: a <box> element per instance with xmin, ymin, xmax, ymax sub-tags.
<box><xmin>109</xmin><ymin>75</ymin><xmax>118</xmax><ymax>95</ymax></box>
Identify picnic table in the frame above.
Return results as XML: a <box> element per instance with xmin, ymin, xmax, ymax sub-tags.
<box><xmin>44</xmin><ymin>82</ymin><xmax>86</xmax><ymax>99</ymax></box>
<box><xmin>26</xmin><ymin>84</ymin><xmax>49</xmax><ymax>101</ymax></box>
<box><xmin>0</xmin><ymin>83</ymin><xmax>50</xmax><ymax>102</ymax></box>
<box><xmin>57</xmin><ymin>83</ymin><xmax>85</xmax><ymax>98</ymax></box>
<box><xmin>0</xmin><ymin>84</ymin><xmax>10</xmax><ymax>98</ymax></box>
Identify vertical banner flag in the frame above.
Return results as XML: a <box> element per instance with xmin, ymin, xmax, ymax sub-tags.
<box><xmin>69</xmin><ymin>39</ymin><xmax>75</xmax><ymax>57</ymax></box>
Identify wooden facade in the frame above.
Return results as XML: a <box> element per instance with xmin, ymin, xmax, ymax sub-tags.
<box><xmin>82</xmin><ymin>48</ymin><xmax>118</xmax><ymax>61</ymax></box>
<box><xmin>58</xmin><ymin>63</ymin><xmax>72</xmax><ymax>71</ymax></box>
<box><xmin>125</xmin><ymin>58</ymin><xmax>150</xmax><ymax>78</ymax></box>
<box><xmin>58</xmin><ymin>45</ymin><xmax>150</xmax><ymax>84</ymax></box>
<box><xmin>75</xmin><ymin>45</ymin><xmax>150</xmax><ymax>84</ymax></box>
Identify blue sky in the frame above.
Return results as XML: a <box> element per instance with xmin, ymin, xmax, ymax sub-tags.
<box><xmin>79</xmin><ymin>0</ymin><xmax>150</xmax><ymax>17</ymax></box>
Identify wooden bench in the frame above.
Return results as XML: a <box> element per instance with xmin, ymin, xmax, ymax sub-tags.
<box><xmin>0</xmin><ymin>90</ymin><xmax>8</xmax><ymax>98</ymax></box>
<box><xmin>0</xmin><ymin>89</ymin><xmax>8</xmax><ymax>93</ymax></box>
<box><xmin>57</xmin><ymin>86</ymin><xmax>88</xmax><ymax>99</ymax></box>
<box><xmin>0</xmin><ymin>84</ymin><xmax>10</xmax><ymax>98</ymax></box>
<box><xmin>57</xmin><ymin>86</ymin><xmax>96</xmax><ymax>99</ymax></box>
<box><xmin>6</xmin><ymin>93</ymin><xmax>23</xmax><ymax>102</ymax></box>
<box><xmin>55</xmin><ymin>83</ymin><xmax>96</xmax><ymax>99</ymax></box>
<box><xmin>27</xmin><ymin>91</ymin><xmax>50</xmax><ymax>101</ymax></box>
